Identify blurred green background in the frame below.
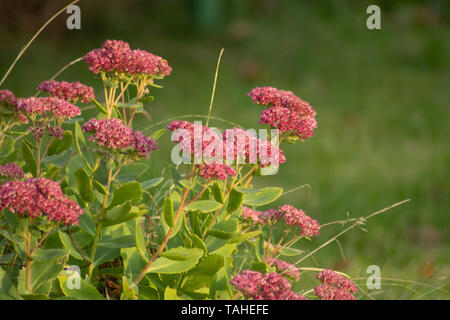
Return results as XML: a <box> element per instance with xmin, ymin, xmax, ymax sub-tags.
<box><xmin>1</xmin><ymin>0</ymin><xmax>449</xmax><ymax>298</ymax></box>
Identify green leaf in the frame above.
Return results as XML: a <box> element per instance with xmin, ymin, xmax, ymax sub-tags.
<box><xmin>103</xmin><ymin>202</ymin><xmax>131</xmax><ymax>226</ymax></box>
<box><xmin>22</xmin><ymin>141</ymin><xmax>37</xmax><ymax>175</ymax></box>
<box><xmin>210</xmin><ymin>267</ymin><xmax>232</xmax><ymax>299</ymax></box>
<box><xmin>17</xmin><ymin>258</ymin><xmax>65</xmax><ymax>295</ymax></box>
<box><xmin>74</xmin><ymin>168</ymin><xmax>95</xmax><ymax>203</ymax></box>
<box><xmin>121</xmin><ymin>247</ymin><xmax>147</xmax><ymax>283</ymax></box>
<box><xmin>184</xmin><ymin>200</ymin><xmax>222</xmax><ymax>213</ymax></box>
<box><xmin>58</xmin><ymin>231</ymin><xmax>88</xmax><ymax>261</ymax></box>
<box><xmin>115</xmin><ymin>163</ymin><xmax>148</xmax><ymax>183</ymax></box>
<box><xmin>141</xmin><ymin>177</ymin><xmax>164</xmax><ymax>190</ymax></box>
<box><xmin>135</xmin><ymin>220</ymin><xmax>148</xmax><ymax>260</ymax></box>
<box><xmin>207</xmin><ymin>218</ymin><xmax>239</xmax><ymax>240</ymax></box>
<box><xmin>229</xmin><ymin>230</ymin><xmax>261</xmax><ymax>244</ymax></box>
<box><xmin>0</xmin><ymin>229</ymin><xmax>24</xmax><ymax>244</ymax></box>
<box><xmin>150</xmin><ymin>128</ymin><xmax>166</xmax><ymax>140</ymax></box>
<box><xmin>251</xmin><ymin>261</ymin><xmax>269</xmax><ymax>273</ymax></box>
<box><xmin>147</xmin><ymin>248</ymin><xmax>203</xmax><ymax>274</ymax></box>
<box><xmin>279</xmin><ymin>247</ymin><xmax>304</xmax><ymax>257</ymax></box>
<box><xmin>137</xmin><ymin>95</ymin><xmax>154</xmax><ymax>104</ymax></box>
<box><xmin>107</xmin><ymin>182</ymin><xmax>143</xmax><ymax>209</ymax></box>
<box><xmin>32</xmin><ymin>248</ymin><xmax>69</xmax><ymax>261</ymax></box>
<box><xmin>0</xmin><ymin>137</ymin><xmax>15</xmax><ymax>158</ymax></box>
<box><xmin>90</xmin><ymin>98</ymin><xmax>108</xmax><ymax>114</ymax></box>
<box><xmin>163</xmin><ymin>197</ymin><xmax>174</xmax><ymax>228</ymax></box>
<box><xmin>58</xmin><ymin>271</ymin><xmax>104</xmax><ymax>300</ymax></box>
<box><xmin>74</xmin><ymin>121</ymin><xmax>93</xmax><ymax>172</ymax></box>
<box><xmin>138</xmin><ymin>286</ymin><xmax>159</xmax><ymax>300</ymax></box>
<box><xmin>182</xmin><ymin>254</ymin><xmax>224</xmax><ymax>291</ymax></box>
<box><xmin>0</xmin><ymin>267</ymin><xmax>23</xmax><ymax>299</ymax></box>
<box><xmin>242</xmin><ymin>187</ymin><xmax>283</xmax><ymax>207</ymax></box>
<box><xmin>98</xmin><ymin>234</ymin><xmax>135</xmax><ymax>248</ymax></box>
<box><xmin>104</xmin><ymin>203</ymin><xmax>148</xmax><ymax>227</ymax></box>
<box><xmin>93</xmin><ymin>180</ymin><xmax>108</xmax><ymax>195</ymax></box>
<box><xmin>209</xmin><ymin>243</ymin><xmax>238</xmax><ymax>256</ymax></box>
<box><xmin>191</xmin><ymin>234</ymin><xmax>207</xmax><ymax>252</ymax></box>
<box><xmin>164</xmin><ymin>287</ymin><xmax>180</xmax><ymax>300</ymax></box>
<box><xmin>93</xmin><ymin>246</ymin><xmax>120</xmax><ymax>268</ymax></box>
<box><xmin>227</xmin><ymin>189</ymin><xmax>243</xmax><ymax>214</ymax></box>
<box><xmin>211</xmin><ymin>182</ymin><xmax>224</xmax><ymax>203</ymax></box>
<box><xmin>47</xmin><ymin>131</ymin><xmax>73</xmax><ymax>156</ymax></box>
<box><xmin>116</xmin><ymin>102</ymin><xmax>143</xmax><ymax>109</ymax></box>
<box><xmin>78</xmin><ymin>211</ymin><xmax>96</xmax><ymax>236</ymax></box>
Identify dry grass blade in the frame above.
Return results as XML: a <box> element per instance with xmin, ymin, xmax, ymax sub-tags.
<box><xmin>0</xmin><ymin>0</ymin><xmax>81</xmax><ymax>88</ymax></box>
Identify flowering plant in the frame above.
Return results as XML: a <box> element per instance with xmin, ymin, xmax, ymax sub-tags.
<box><xmin>0</xmin><ymin>38</ymin><xmax>409</xmax><ymax>301</ymax></box>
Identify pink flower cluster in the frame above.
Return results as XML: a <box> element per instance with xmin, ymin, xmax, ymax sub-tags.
<box><xmin>314</xmin><ymin>270</ymin><xmax>357</xmax><ymax>300</ymax></box>
<box><xmin>242</xmin><ymin>206</ymin><xmax>265</xmax><ymax>224</ymax></box>
<box><xmin>17</xmin><ymin>97</ymin><xmax>81</xmax><ymax>119</ymax></box>
<box><xmin>230</xmin><ymin>270</ymin><xmax>306</xmax><ymax>300</ymax></box>
<box><xmin>268</xmin><ymin>258</ymin><xmax>301</xmax><ymax>281</ymax></box>
<box><xmin>0</xmin><ymin>163</ymin><xmax>24</xmax><ymax>179</ymax></box>
<box><xmin>223</xmin><ymin>128</ymin><xmax>286</xmax><ymax>167</ymax></box>
<box><xmin>168</xmin><ymin>121</ymin><xmax>236</xmax><ymax>180</ymax></box>
<box><xmin>167</xmin><ymin>120</ymin><xmax>221</xmax><ymax>159</ymax></box>
<box><xmin>197</xmin><ymin>163</ymin><xmax>236</xmax><ymax>181</ymax></box>
<box><xmin>277</xmin><ymin>204</ymin><xmax>320</xmax><ymax>237</ymax></box>
<box><xmin>167</xmin><ymin>121</ymin><xmax>286</xmax><ymax>172</ymax></box>
<box><xmin>242</xmin><ymin>205</ymin><xmax>320</xmax><ymax>236</ymax></box>
<box><xmin>82</xmin><ymin>118</ymin><xmax>158</xmax><ymax>158</ymax></box>
<box><xmin>0</xmin><ymin>178</ymin><xmax>83</xmax><ymax>225</ymax></box>
<box><xmin>37</xmin><ymin>80</ymin><xmax>95</xmax><ymax>103</ymax></box>
<box><xmin>84</xmin><ymin>40</ymin><xmax>172</xmax><ymax>77</ymax></box>
<box><xmin>248</xmin><ymin>87</ymin><xmax>317</xmax><ymax>140</ymax></box>
<box><xmin>0</xmin><ymin>89</ymin><xmax>17</xmax><ymax>106</ymax></box>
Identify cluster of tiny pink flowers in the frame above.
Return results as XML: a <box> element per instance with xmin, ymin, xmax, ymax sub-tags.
<box><xmin>241</xmin><ymin>205</ymin><xmax>318</xmax><ymax>236</ymax></box>
<box><xmin>197</xmin><ymin>163</ymin><xmax>236</xmax><ymax>181</ymax></box>
<box><xmin>0</xmin><ymin>89</ymin><xmax>17</xmax><ymax>106</ymax></box>
<box><xmin>17</xmin><ymin>97</ymin><xmax>81</xmax><ymax>119</ymax></box>
<box><xmin>84</xmin><ymin>40</ymin><xmax>172</xmax><ymax>77</ymax></box>
<box><xmin>0</xmin><ymin>178</ymin><xmax>83</xmax><ymax>225</ymax></box>
<box><xmin>132</xmin><ymin>130</ymin><xmax>159</xmax><ymax>158</ymax></box>
<box><xmin>223</xmin><ymin>128</ymin><xmax>286</xmax><ymax>167</ymax></box>
<box><xmin>277</xmin><ymin>204</ymin><xmax>320</xmax><ymax>237</ymax></box>
<box><xmin>132</xmin><ymin>49</ymin><xmax>172</xmax><ymax>77</ymax></box>
<box><xmin>242</xmin><ymin>206</ymin><xmax>265</xmax><ymax>224</ymax></box>
<box><xmin>314</xmin><ymin>270</ymin><xmax>357</xmax><ymax>300</ymax></box>
<box><xmin>258</xmin><ymin>208</ymin><xmax>284</xmax><ymax>223</ymax></box>
<box><xmin>268</xmin><ymin>258</ymin><xmax>301</xmax><ymax>281</ymax></box>
<box><xmin>230</xmin><ymin>270</ymin><xmax>306</xmax><ymax>300</ymax></box>
<box><xmin>248</xmin><ymin>87</ymin><xmax>317</xmax><ymax>140</ymax></box>
<box><xmin>0</xmin><ymin>163</ymin><xmax>24</xmax><ymax>179</ymax></box>
<box><xmin>47</xmin><ymin>125</ymin><xmax>65</xmax><ymax>139</ymax></box>
<box><xmin>314</xmin><ymin>285</ymin><xmax>356</xmax><ymax>300</ymax></box>
<box><xmin>37</xmin><ymin>80</ymin><xmax>95</xmax><ymax>103</ymax></box>
<box><xmin>82</xmin><ymin>118</ymin><xmax>158</xmax><ymax>158</ymax></box>
<box><xmin>167</xmin><ymin>122</ymin><xmax>286</xmax><ymax>169</ymax></box>
<box><xmin>167</xmin><ymin>120</ymin><xmax>222</xmax><ymax>159</ymax></box>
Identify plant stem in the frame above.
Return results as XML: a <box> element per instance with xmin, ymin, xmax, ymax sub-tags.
<box><xmin>88</xmin><ymin>168</ymin><xmax>115</xmax><ymax>278</ymax></box>
<box><xmin>134</xmin><ymin>187</ymin><xmax>190</xmax><ymax>286</ymax></box>
<box><xmin>36</xmin><ymin>138</ymin><xmax>42</xmax><ymax>177</ymax></box>
<box><xmin>30</xmin><ymin>226</ymin><xmax>54</xmax><ymax>256</ymax></box>
<box><xmin>25</xmin><ymin>231</ymin><xmax>32</xmax><ymax>292</ymax></box>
